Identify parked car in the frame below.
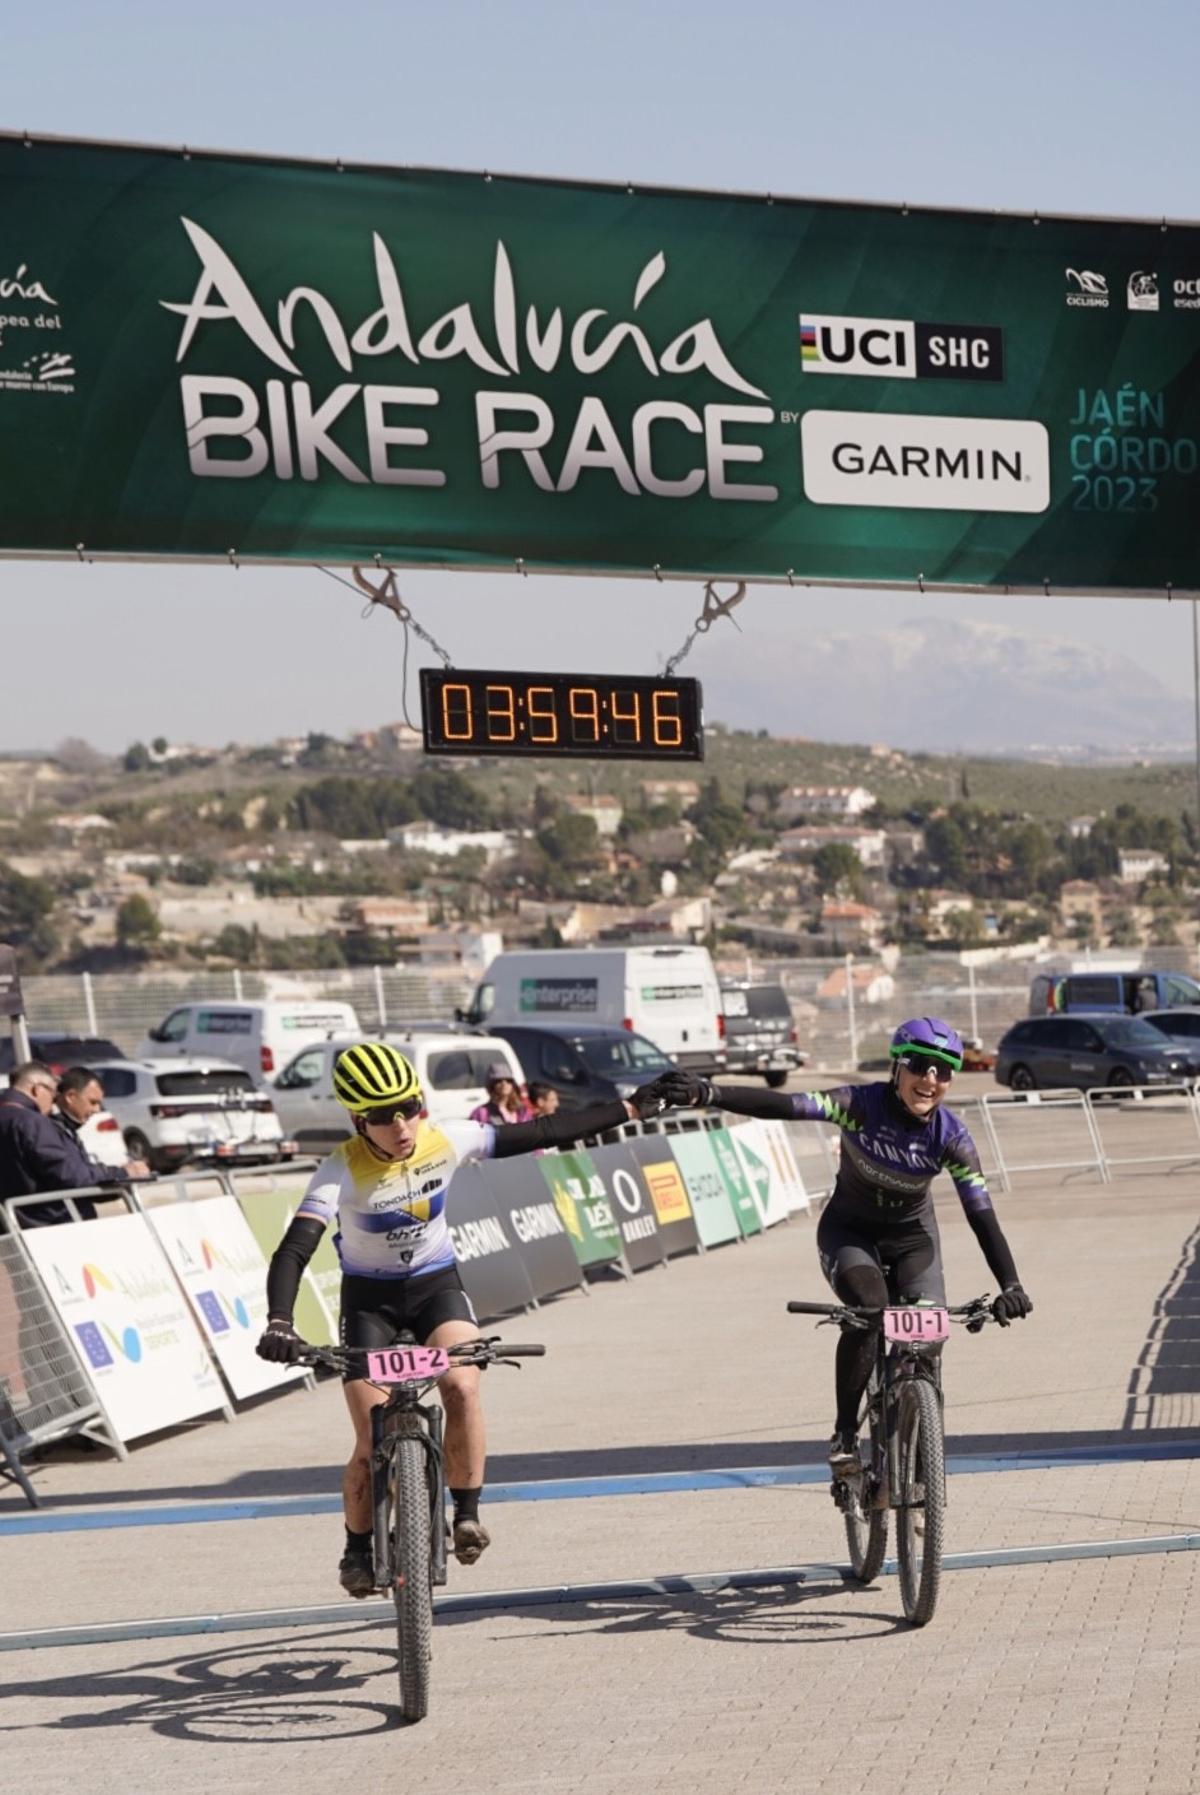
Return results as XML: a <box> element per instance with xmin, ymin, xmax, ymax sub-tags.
<box><xmin>89</xmin><ymin>1058</ymin><xmax>296</xmax><ymax>1173</ymax></box>
<box><xmin>137</xmin><ymin>1000</ymin><xmax>361</xmax><ymax>1083</ymax></box>
<box><xmin>719</xmin><ymin>981</ymin><xmax>806</xmax><ymax>1088</ymax></box>
<box><xmin>270</xmin><ymin>1032</ymin><xmax>525</xmax><ymax>1153</ymax></box>
<box><xmin>0</xmin><ymin>1033</ymin><xmax>126</xmax><ymax>1078</ymax></box>
<box><xmin>995</xmin><ymin>1015</ymin><xmax>1198</xmax><ymax>1092</ymax></box>
<box><xmin>1139</xmin><ymin>1007</ymin><xmax>1200</xmax><ymax>1047</ymax></box>
<box><xmin>1028</xmin><ymin>969</ymin><xmax>1200</xmax><ymax>1017</ymax></box>
<box><xmin>488</xmin><ymin>1022</ymin><xmax>674</xmax><ymax>1111</ymax></box>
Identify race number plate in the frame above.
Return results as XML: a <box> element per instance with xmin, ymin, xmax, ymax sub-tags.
<box><xmin>365</xmin><ymin>1346</ymin><xmax>451</xmax><ymax>1383</ymax></box>
<box><xmin>883</xmin><ymin>1306</ymin><xmax>950</xmax><ymax>1344</ymax></box>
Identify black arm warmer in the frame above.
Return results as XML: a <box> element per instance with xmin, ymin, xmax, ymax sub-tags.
<box><xmin>707</xmin><ymin>1083</ymin><xmax>797</xmax><ymax>1121</ymax></box>
<box><xmin>963</xmin><ymin>1204</ymin><xmax>1020</xmax><ymax>1291</ymax></box>
<box><xmin>490</xmin><ymin>1099</ymin><xmax>630</xmax><ymax>1158</ymax></box>
<box><xmin>265</xmin><ymin>1216</ymin><xmax>326</xmax><ymax>1321</ymax></box>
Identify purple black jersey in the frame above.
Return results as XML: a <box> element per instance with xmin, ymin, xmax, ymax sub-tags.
<box><xmin>792</xmin><ymin>1082</ymin><xmax>992</xmax><ymax>1223</ymax></box>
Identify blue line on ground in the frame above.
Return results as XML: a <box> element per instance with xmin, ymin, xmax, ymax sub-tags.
<box><xmin>2</xmin><ymin>1438</ymin><xmax>1198</xmax><ymax>1536</ymax></box>
<box><xmin>3</xmin><ymin>1533</ymin><xmax>1199</xmax><ymax>1652</ymax></box>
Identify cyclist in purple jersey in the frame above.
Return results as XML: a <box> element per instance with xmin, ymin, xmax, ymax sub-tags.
<box><xmin>640</xmin><ymin>1017</ymin><xmax>1032</xmax><ymax>1476</ymax></box>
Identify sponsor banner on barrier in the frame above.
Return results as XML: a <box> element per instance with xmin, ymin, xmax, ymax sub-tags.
<box><xmin>757</xmin><ymin>1120</ymin><xmax>810</xmax><ymax>1217</ymax></box>
<box><xmin>235</xmin><ymin>1185</ymin><xmax>338</xmax><ymax>1347</ymax></box>
<box><xmin>727</xmin><ymin>1122</ymin><xmax>790</xmax><ymax>1228</ymax></box>
<box><xmin>149</xmin><ymin>1197</ymin><xmax>306</xmax><ymax>1400</ymax></box>
<box><xmin>707</xmin><ymin>1127</ymin><xmax>764</xmax><ymax>1235</ymax></box>
<box><xmin>446</xmin><ymin>1165</ymin><xmax>535</xmax><ymax>1320</ymax></box>
<box><xmin>21</xmin><ymin>1214</ymin><xmax>226</xmax><ymax>1443</ymax></box>
<box><xmin>479</xmin><ymin>1156</ymin><xmax>584</xmax><ymax>1302</ymax></box>
<box><xmin>536</xmin><ymin>1150</ymin><xmax>622</xmax><ymax>1270</ymax></box>
<box><xmin>667</xmin><ymin>1133</ymin><xmax>742</xmax><ymax>1247</ymax></box>
<box><xmin>623</xmin><ymin>1137</ymin><xmax>701</xmax><ymax>1259</ymax></box>
<box><xmin>589</xmin><ymin>1143</ymin><xmax>665</xmax><ymax>1273</ymax></box>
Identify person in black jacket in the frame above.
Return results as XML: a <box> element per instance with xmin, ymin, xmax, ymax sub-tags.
<box><xmin>0</xmin><ymin>1061</ymin><xmax>141</xmax><ymax>1226</ymax></box>
<box><xmin>52</xmin><ymin>1066</ymin><xmax>149</xmax><ymax>1184</ymax></box>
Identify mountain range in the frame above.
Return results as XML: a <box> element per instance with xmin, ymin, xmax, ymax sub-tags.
<box><xmin>718</xmin><ymin>614</ymin><xmax>1195</xmax><ymax>757</ymax></box>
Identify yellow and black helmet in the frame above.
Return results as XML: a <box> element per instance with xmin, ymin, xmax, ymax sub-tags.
<box><xmin>332</xmin><ymin>1042</ymin><xmax>422</xmax><ymax>1114</ymax></box>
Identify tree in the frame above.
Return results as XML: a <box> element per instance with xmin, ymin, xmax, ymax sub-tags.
<box><xmin>123</xmin><ymin>741</ymin><xmax>151</xmax><ymax>773</ymax></box>
<box><xmin>812</xmin><ymin>842</ymin><xmax>864</xmax><ymax>898</ymax></box>
<box><xmin>152</xmin><ymin>736</ymin><xmax>169</xmax><ymax>756</ymax></box>
<box><xmin>116</xmin><ymin>893</ymin><xmax>161</xmax><ymax>952</ymax></box>
<box><xmin>536</xmin><ymin>812</ymin><xmax>601</xmax><ymax>871</ymax></box>
<box><xmin>0</xmin><ymin>860</ymin><xmax>58</xmax><ymax>961</ymax></box>
<box><xmin>55</xmin><ymin>737</ymin><xmax>108</xmax><ymax>774</ymax></box>
<box><xmin>924</xmin><ymin>815</ymin><xmax>969</xmax><ymax>887</ymax></box>
<box><xmin>412</xmin><ymin>766</ymin><xmax>493</xmax><ymax>831</ymax></box>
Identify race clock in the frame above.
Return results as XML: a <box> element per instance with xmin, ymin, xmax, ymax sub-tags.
<box><xmin>420</xmin><ymin>669</ymin><xmax>703</xmax><ymax>761</ymax></box>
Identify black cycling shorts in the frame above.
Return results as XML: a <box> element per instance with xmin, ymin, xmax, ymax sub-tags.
<box><xmin>339</xmin><ymin>1265</ymin><xmax>478</xmax><ymax>1382</ymax></box>
<box><xmin>815</xmin><ymin>1202</ymin><xmax>946</xmax><ymax>1307</ymax></box>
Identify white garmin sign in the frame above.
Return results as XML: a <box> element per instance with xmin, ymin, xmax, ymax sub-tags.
<box><xmin>801</xmin><ymin>411</ymin><xmax>1051</xmax><ymax>513</ymax></box>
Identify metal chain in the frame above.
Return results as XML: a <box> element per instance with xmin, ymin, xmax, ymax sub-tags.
<box><xmin>315</xmin><ymin>564</ymin><xmax>456</xmax><ymax>730</ymax></box>
<box><xmin>663</xmin><ymin>580</ymin><xmax>749</xmax><ymax>675</ymax></box>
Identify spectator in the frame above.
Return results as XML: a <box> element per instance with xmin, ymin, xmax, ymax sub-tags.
<box><xmin>527</xmin><ymin>1081</ymin><xmax>560</xmax><ymax>1119</ymax></box>
<box><xmin>468</xmin><ymin>1064</ymin><xmax>533</xmax><ymax>1127</ymax></box>
<box><xmin>0</xmin><ymin>1061</ymin><xmax>142</xmax><ymax>1227</ymax></box>
<box><xmin>54</xmin><ymin>1066</ymin><xmax>149</xmax><ymax>1183</ymax></box>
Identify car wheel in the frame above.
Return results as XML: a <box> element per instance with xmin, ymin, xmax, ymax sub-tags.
<box><xmin>1107</xmin><ymin>1066</ymin><xmax>1136</xmax><ymax>1088</ymax></box>
<box><xmin>124</xmin><ymin>1127</ymin><xmax>154</xmax><ymax>1167</ymax></box>
<box><xmin>1009</xmin><ymin>1064</ymin><xmax>1037</xmax><ymax>1092</ymax></box>
<box><xmin>764</xmin><ymin>1070</ymin><xmax>789</xmax><ymax>1090</ymax></box>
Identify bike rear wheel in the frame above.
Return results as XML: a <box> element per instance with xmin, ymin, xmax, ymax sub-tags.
<box><xmin>894</xmin><ymin>1375</ymin><xmax>946</xmax><ymax>1626</ymax></box>
<box><xmin>842</xmin><ymin>1411</ymin><xmax>887</xmax><ymax>1582</ymax></box>
<box><xmin>392</xmin><ymin>1434</ymin><xmax>434</xmax><ymax>1721</ymax></box>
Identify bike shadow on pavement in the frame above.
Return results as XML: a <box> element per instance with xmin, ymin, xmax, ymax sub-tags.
<box><xmin>1122</xmin><ymin>1218</ymin><xmax>1200</xmax><ymax>1432</ymax></box>
<box><xmin>434</xmin><ymin>1579</ymin><xmax>909</xmax><ymax>1646</ymax></box>
<box><xmin>0</xmin><ymin>1624</ymin><xmax>405</xmax><ymax>1744</ymax></box>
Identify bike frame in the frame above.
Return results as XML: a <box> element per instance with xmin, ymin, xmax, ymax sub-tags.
<box><xmin>369</xmin><ymin>1366</ymin><xmax>449</xmax><ymax>1591</ymax></box>
<box><xmin>863</xmin><ymin>1332</ymin><xmax>944</xmax><ymax>1514</ymax></box>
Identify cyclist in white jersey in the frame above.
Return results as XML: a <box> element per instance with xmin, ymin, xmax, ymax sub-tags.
<box><xmin>257</xmin><ymin>1041</ymin><xmax>655</xmax><ymax>1596</ymax></box>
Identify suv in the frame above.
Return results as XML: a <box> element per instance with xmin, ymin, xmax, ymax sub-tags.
<box><xmin>90</xmin><ymin>1058</ymin><xmax>295</xmax><ymax>1173</ymax></box>
<box><xmin>270</xmin><ymin>1031</ymin><xmax>526</xmax><ymax>1153</ymax></box>
<box><xmin>0</xmin><ymin>1034</ymin><xmax>125</xmax><ymax>1078</ymax></box>
<box><xmin>719</xmin><ymin>982</ymin><xmax>806</xmax><ymax>1088</ymax></box>
<box><xmin>488</xmin><ymin>1022</ymin><xmax>673</xmax><ymax>1110</ymax></box>
<box><xmin>995</xmin><ymin>1015</ymin><xmax>1198</xmax><ymax>1092</ymax></box>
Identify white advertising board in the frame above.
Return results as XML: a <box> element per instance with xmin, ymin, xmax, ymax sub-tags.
<box><xmin>148</xmin><ymin>1196</ymin><xmax>306</xmax><ymax>1401</ymax></box>
<box><xmin>727</xmin><ymin>1121</ymin><xmax>794</xmax><ymax>1226</ymax></box>
<box><xmin>22</xmin><ymin>1214</ymin><xmax>226</xmax><ymax>1443</ymax></box>
<box><xmin>758</xmin><ymin>1120</ymin><xmax>811</xmax><ymax>1216</ymax></box>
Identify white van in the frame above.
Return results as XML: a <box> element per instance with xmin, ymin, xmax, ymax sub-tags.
<box><xmin>270</xmin><ymin>1031</ymin><xmax>525</xmax><ymax>1153</ymax></box>
<box><xmin>465</xmin><ymin>947</ymin><xmax>727</xmax><ymax>1071</ymax></box>
<box><xmin>137</xmin><ymin>1000</ymin><xmax>361</xmax><ymax>1084</ymax></box>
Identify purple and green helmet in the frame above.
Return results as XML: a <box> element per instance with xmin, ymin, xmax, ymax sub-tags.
<box><xmin>888</xmin><ymin>1016</ymin><xmax>964</xmax><ymax>1071</ymax></box>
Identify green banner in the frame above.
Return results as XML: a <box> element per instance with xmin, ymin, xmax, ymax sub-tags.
<box><xmin>708</xmin><ymin>1128</ymin><xmax>763</xmax><ymax>1236</ymax></box>
<box><xmin>235</xmin><ymin>1186</ymin><xmax>338</xmax><ymax>1346</ymax></box>
<box><xmin>3</xmin><ymin>133</ymin><xmax>1199</xmax><ymax>592</ymax></box>
<box><xmin>668</xmin><ymin>1134</ymin><xmax>740</xmax><ymax>1247</ymax></box>
<box><xmin>536</xmin><ymin>1150</ymin><xmax>621</xmax><ymax>1268</ymax></box>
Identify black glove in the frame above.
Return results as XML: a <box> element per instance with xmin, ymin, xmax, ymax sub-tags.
<box><xmin>637</xmin><ymin>1070</ymin><xmax>714</xmax><ymax>1112</ymax></box>
<box><xmin>256</xmin><ymin>1317</ymin><xmax>305</xmax><ymax>1362</ymax></box>
<box><xmin>992</xmin><ymin>1284</ymin><xmax>1032</xmax><ymax>1328</ymax></box>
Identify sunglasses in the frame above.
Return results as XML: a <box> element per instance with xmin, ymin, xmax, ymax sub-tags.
<box><xmin>362</xmin><ymin>1097</ymin><xmax>424</xmax><ymax>1126</ymax></box>
<box><xmin>898</xmin><ymin>1053</ymin><xmax>956</xmax><ymax>1082</ymax></box>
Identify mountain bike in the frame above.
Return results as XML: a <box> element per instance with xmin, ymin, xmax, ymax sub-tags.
<box><xmin>298</xmin><ymin>1334</ymin><xmax>544</xmax><ymax>1721</ymax></box>
<box><xmin>786</xmin><ymin>1296</ymin><xmax>994</xmax><ymax>1626</ymax></box>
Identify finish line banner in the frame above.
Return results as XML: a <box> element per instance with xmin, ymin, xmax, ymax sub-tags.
<box><xmin>3</xmin><ymin>133</ymin><xmax>1200</xmax><ymax>592</ymax></box>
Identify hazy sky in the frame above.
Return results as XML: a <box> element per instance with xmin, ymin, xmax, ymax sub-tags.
<box><xmin>2</xmin><ymin>0</ymin><xmax>1196</xmax><ymax>752</ymax></box>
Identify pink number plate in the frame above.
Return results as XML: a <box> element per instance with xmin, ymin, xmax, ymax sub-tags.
<box><xmin>883</xmin><ymin>1306</ymin><xmax>950</xmax><ymax>1344</ymax></box>
<box><xmin>365</xmin><ymin>1346</ymin><xmax>451</xmax><ymax>1383</ymax></box>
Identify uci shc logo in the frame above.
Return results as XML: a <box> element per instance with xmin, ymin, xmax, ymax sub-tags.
<box><xmin>799</xmin><ymin>313</ymin><xmax>1003</xmax><ymax>383</ymax></box>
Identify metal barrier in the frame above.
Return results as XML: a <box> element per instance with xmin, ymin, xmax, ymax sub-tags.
<box><xmin>977</xmin><ymin>1090</ymin><xmax>1108</xmax><ymax>1190</ymax></box>
<box><xmin>1084</xmin><ymin>1084</ymin><xmax>1200</xmax><ymax>1178</ymax></box>
<box><xmin>0</xmin><ymin>1198</ymin><xmax>126</xmax><ymax>1507</ymax></box>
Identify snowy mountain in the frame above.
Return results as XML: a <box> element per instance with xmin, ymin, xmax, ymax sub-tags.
<box><xmin>718</xmin><ymin>614</ymin><xmax>1194</xmax><ymax>755</ymax></box>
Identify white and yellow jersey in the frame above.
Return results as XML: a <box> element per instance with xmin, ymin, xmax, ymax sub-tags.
<box><xmin>295</xmin><ymin>1119</ymin><xmax>495</xmax><ymax>1279</ymax></box>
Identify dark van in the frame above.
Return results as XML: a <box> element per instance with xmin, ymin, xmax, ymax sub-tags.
<box><xmin>1028</xmin><ymin>969</ymin><xmax>1200</xmax><ymax>1017</ymax></box>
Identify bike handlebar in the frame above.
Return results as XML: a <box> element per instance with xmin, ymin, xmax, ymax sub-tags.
<box><xmin>295</xmin><ymin>1336</ymin><xmax>546</xmax><ymax>1374</ymax></box>
<box><xmin>786</xmin><ymin>1296</ymin><xmax>996</xmax><ymax>1328</ymax></box>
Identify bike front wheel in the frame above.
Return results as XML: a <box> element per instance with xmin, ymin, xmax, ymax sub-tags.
<box><xmin>894</xmin><ymin>1375</ymin><xmax>946</xmax><ymax>1627</ymax></box>
<box><xmin>392</xmin><ymin>1434</ymin><xmax>434</xmax><ymax>1721</ymax></box>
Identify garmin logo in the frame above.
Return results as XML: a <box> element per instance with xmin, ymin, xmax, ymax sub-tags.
<box><xmin>801</xmin><ymin>411</ymin><xmax>1050</xmax><ymax>513</ymax></box>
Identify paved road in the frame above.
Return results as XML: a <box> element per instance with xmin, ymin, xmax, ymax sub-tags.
<box><xmin>2</xmin><ymin>1166</ymin><xmax>1198</xmax><ymax>1793</ymax></box>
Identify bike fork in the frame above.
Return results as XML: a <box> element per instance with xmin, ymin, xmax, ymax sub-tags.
<box><xmin>426</xmin><ymin>1402</ymin><xmax>448</xmax><ymax>1588</ymax></box>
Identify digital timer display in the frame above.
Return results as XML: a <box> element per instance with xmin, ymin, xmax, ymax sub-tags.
<box><xmin>420</xmin><ymin>669</ymin><xmax>703</xmax><ymax>761</ymax></box>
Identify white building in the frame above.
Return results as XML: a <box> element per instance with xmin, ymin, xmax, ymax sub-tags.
<box><xmin>778</xmin><ymin>825</ymin><xmax>887</xmax><ymax>869</ymax></box>
<box><xmin>564</xmin><ymin>794</ymin><xmax>624</xmax><ymax>837</ymax></box>
<box><xmin>777</xmin><ymin>785</ymin><xmax>877</xmax><ymax>823</ymax></box>
<box><xmin>1117</xmin><ymin>849</ymin><xmax>1170</xmax><ymax>884</ymax></box>
<box><xmin>388</xmin><ymin>822</ymin><xmax>514</xmax><ymax>865</ymax></box>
